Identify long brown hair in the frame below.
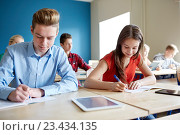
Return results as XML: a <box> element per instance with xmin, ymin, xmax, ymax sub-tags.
<box><xmin>114</xmin><ymin>24</ymin><xmax>144</xmax><ymax>83</ymax></box>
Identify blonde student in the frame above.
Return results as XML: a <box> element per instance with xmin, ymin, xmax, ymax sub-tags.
<box><xmin>143</xmin><ymin>44</ymin><xmax>151</xmax><ymax>66</ymax></box>
<box><xmin>9</xmin><ymin>35</ymin><xmax>24</xmax><ymax>45</ymax></box>
<box><xmin>84</xmin><ymin>24</ymin><xmax>156</xmax><ymax>91</ymax></box>
<box><xmin>0</xmin><ymin>8</ymin><xmax>78</xmax><ymax>102</ymax></box>
<box><xmin>0</xmin><ymin>35</ymin><xmax>24</xmax><ymax>61</ymax></box>
<box><xmin>154</xmin><ymin>44</ymin><xmax>180</xmax><ymax>69</ymax></box>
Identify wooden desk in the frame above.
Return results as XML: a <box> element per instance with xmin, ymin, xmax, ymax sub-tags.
<box><xmin>85</xmin><ymin>83</ymin><xmax>180</xmax><ymax>115</ymax></box>
<box><xmin>135</xmin><ymin>69</ymin><xmax>176</xmax><ymax>76</ymax></box>
<box><xmin>0</xmin><ymin>89</ymin><xmax>148</xmax><ymax>120</ymax></box>
<box><xmin>156</xmin><ymin>78</ymin><xmax>177</xmax><ymax>85</ymax></box>
<box><xmin>76</xmin><ymin>75</ymin><xmax>86</xmax><ymax>81</ymax></box>
<box><xmin>55</xmin><ymin>70</ymin><xmax>87</xmax><ymax>82</ymax></box>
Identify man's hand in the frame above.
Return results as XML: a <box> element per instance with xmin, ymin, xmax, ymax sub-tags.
<box><xmin>29</xmin><ymin>88</ymin><xmax>45</xmax><ymax>98</ymax></box>
<box><xmin>8</xmin><ymin>84</ymin><xmax>30</xmax><ymax>102</ymax></box>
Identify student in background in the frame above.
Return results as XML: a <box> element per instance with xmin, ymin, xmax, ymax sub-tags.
<box><xmin>0</xmin><ymin>35</ymin><xmax>24</xmax><ymax>61</ymax></box>
<box><xmin>0</xmin><ymin>8</ymin><xmax>78</xmax><ymax>102</ymax></box>
<box><xmin>60</xmin><ymin>33</ymin><xmax>91</xmax><ymax>72</ymax></box>
<box><xmin>84</xmin><ymin>25</ymin><xmax>156</xmax><ymax>119</ymax></box>
<box><xmin>136</xmin><ymin>44</ymin><xmax>151</xmax><ymax>71</ymax></box>
<box><xmin>143</xmin><ymin>44</ymin><xmax>151</xmax><ymax>66</ymax></box>
<box><xmin>9</xmin><ymin>35</ymin><xmax>24</xmax><ymax>45</ymax></box>
<box><xmin>153</xmin><ymin>44</ymin><xmax>180</xmax><ymax>70</ymax></box>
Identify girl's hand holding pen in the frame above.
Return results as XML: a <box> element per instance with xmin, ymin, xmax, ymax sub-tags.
<box><xmin>111</xmin><ymin>82</ymin><xmax>127</xmax><ymax>92</ymax></box>
<box><xmin>112</xmin><ymin>75</ymin><xmax>127</xmax><ymax>92</ymax></box>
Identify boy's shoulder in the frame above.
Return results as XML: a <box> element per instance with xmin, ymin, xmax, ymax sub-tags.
<box><xmin>69</xmin><ymin>52</ymin><xmax>80</xmax><ymax>57</ymax></box>
<box><xmin>153</xmin><ymin>53</ymin><xmax>165</xmax><ymax>60</ymax></box>
<box><xmin>7</xmin><ymin>42</ymin><xmax>30</xmax><ymax>52</ymax></box>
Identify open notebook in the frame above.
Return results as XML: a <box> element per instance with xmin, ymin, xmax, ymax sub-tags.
<box><xmin>0</xmin><ymin>96</ymin><xmax>56</xmax><ymax>110</ymax></box>
<box><xmin>125</xmin><ymin>85</ymin><xmax>161</xmax><ymax>93</ymax></box>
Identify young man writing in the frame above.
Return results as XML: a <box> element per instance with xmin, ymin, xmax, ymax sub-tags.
<box><xmin>0</xmin><ymin>8</ymin><xmax>78</xmax><ymax>102</ymax></box>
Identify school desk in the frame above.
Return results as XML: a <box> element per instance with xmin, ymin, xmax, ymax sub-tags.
<box><xmin>0</xmin><ymin>89</ymin><xmax>148</xmax><ymax>120</ymax></box>
<box><xmin>135</xmin><ymin>69</ymin><xmax>176</xmax><ymax>79</ymax></box>
<box><xmin>156</xmin><ymin>78</ymin><xmax>177</xmax><ymax>85</ymax></box>
<box><xmin>155</xmin><ymin>112</ymin><xmax>180</xmax><ymax>120</ymax></box>
<box><xmin>85</xmin><ymin>83</ymin><xmax>180</xmax><ymax>115</ymax></box>
<box><xmin>55</xmin><ymin>70</ymin><xmax>87</xmax><ymax>82</ymax></box>
<box><xmin>135</xmin><ymin>69</ymin><xmax>176</xmax><ymax>76</ymax></box>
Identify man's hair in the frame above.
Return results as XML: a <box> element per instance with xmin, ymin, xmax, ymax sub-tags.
<box><xmin>60</xmin><ymin>33</ymin><xmax>72</xmax><ymax>44</ymax></box>
<box><xmin>9</xmin><ymin>35</ymin><xmax>24</xmax><ymax>45</ymax></box>
<box><xmin>166</xmin><ymin>44</ymin><xmax>179</xmax><ymax>55</ymax></box>
<box><xmin>32</xmin><ymin>8</ymin><xmax>59</xmax><ymax>32</ymax></box>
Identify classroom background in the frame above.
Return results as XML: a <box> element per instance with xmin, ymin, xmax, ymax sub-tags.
<box><xmin>0</xmin><ymin>0</ymin><xmax>91</xmax><ymax>63</ymax></box>
<box><xmin>0</xmin><ymin>0</ymin><xmax>180</xmax><ymax>63</ymax></box>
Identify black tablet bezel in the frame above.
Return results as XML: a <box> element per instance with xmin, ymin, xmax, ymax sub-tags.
<box><xmin>155</xmin><ymin>89</ymin><xmax>180</xmax><ymax>96</ymax></box>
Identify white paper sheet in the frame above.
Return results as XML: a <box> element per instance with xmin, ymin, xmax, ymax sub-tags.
<box><xmin>0</xmin><ymin>96</ymin><xmax>56</xmax><ymax>110</ymax></box>
<box><xmin>125</xmin><ymin>85</ymin><xmax>161</xmax><ymax>93</ymax></box>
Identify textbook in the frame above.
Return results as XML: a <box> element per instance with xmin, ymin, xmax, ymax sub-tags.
<box><xmin>0</xmin><ymin>96</ymin><xmax>56</xmax><ymax>110</ymax></box>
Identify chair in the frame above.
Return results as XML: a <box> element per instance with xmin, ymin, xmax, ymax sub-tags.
<box><xmin>88</xmin><ymin>60</ymin><xmax>99</xmax><ymax>68</ymax></box>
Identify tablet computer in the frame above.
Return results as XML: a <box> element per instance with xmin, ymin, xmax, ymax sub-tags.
<box><xmin>155</xmin><ymin>89</ymin><xmax>180</xmax><ymax>96</ymax></box>
<box><xmin>72</xmin><ymin>96</ymin><xmax>124</xmax><ymax>111</ymax></box>
<box><xmin>149</xmin><ymin>60</ymin><xmax>164</xmax><ymax>71</ymax></box>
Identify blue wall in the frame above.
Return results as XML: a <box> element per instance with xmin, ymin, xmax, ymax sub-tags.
<box><xmin>0</xmin><ymin>0</ymin><xmax>91</xmax><ymax>63</ymax></box>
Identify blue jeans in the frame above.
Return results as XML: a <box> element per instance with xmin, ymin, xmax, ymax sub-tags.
<box><xmin>140</xmin><ymin>114</ymin><xmax>155</xmax><ymax>120</ymax></box>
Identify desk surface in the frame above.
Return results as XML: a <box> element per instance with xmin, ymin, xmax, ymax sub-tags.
<box><xmin>135</xmin><ymin>69</ymin><xmax>176</xmax><ymax>75</ymax></box>
<box><xmin>85</xmin><ymin>83</ymin><xmax>180</xmax><ymax>115</ymax></box>
<box><xmin>55</xmin><ymin>69</ymin><xmax>87</xmax><ymax>82</ymax></box>
<box><xmin>0</xmin><ymin>89</ymin><xmax>148</xmax><ymax>120</ymax></box>
<box><xmin>156</xmin><ymin>78</ymin><xmax>177</xmax><ymax>85</ymax></box>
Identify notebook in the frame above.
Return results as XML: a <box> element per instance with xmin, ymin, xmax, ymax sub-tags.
<box><xmin>0</xmin><ymin>96</ymin><xmax>56</xmax><ymax>110</ymax></box>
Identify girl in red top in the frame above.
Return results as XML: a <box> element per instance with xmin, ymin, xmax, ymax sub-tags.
<box><xmin>84</xmin><ymin>25</ymin><xmax>156</xmax><ymax>91</ymax></box>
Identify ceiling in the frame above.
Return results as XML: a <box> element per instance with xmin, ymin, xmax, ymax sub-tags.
<box><xmin>75</xmin><ymin>0</ymin><xmax>94</xmax><ymax>2</ymax></box>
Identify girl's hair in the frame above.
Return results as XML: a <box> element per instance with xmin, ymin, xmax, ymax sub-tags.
<box><xmin>9</xmin><ymin>35</ymin><xmax>24</xmax><ymax>45</ymax></box>
<box><xmin>32</xmin><ymin>8</ymin><xmax>60</xmax><ymax>32</ymax></box>
<box><xmin>113</xmin><ymin>24</ymin><xmax>144</xmax><ymax>83</ymax></box>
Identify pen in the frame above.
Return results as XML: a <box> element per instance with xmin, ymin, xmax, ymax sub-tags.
<box><xmin>114</xmin><ymin>75</ymin><xmax>128</xmax><ymax>89</ymax></box>
<box><xmin>19</xmin><ymin>78</ymin><xmax>32</xmax><ymax>100</ymax></box>
<box><xmin>114</xmin><ymin>75</ymin><xmax>121</xmax><ymax>82</ymax></box>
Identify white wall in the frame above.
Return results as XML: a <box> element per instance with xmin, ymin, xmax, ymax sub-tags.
<box><xmin>91</xmin><ymin>0</ymin><xmax>180</xmax><ymax>62</ymax></box>
<box><xmin>145</xmin><ymin>0</ymin><xmax>180</xmax><ymax>61</ymax></box>
<box><xmin>91</xmin><ymin>0</ymin><xmax>131</xmax><ymax>59</ymax></box>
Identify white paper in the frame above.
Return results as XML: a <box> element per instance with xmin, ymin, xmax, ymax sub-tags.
<box><xmin>125</xmin><ymin>85</ymin><xmax>161</xmax><ymax>93</ymax></box>
<box><xmin>0</xmin><ymin>96</ymin><xmax>56</xmax><ymax>110</ymax></box>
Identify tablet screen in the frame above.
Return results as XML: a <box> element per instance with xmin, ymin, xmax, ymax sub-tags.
<box><xmin>72</xmin><ymin>96</ymin><xmax>123</xmax><ymax>111</ymax></box>
<box><xmin>155</xmin><ymin>89</ymin><xmax>180</xmax><ymax>96</ymax></box>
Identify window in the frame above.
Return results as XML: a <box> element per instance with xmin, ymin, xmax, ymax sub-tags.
<box><xmin>99</xmin><ymin>12</ymin><xmax>130</xmax><ymax>58</ymax></box>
